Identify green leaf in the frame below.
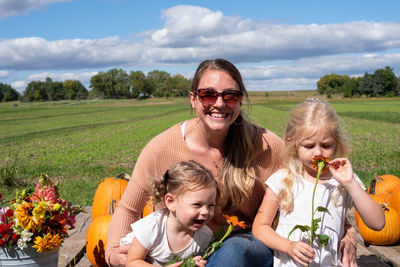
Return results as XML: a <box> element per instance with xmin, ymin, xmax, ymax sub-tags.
<box><xmin>318</xmin><ymin>234</ymin><xmax>330</xmax><ymax>247</ymax></box>
<box><xmin>316</xmin><ymin>206</ymin><xmax>331</xmax><ymax>215</ymax></box>
<box><xmin>311</xmin><ymin>217</ymin><xmax>321</xmax><ymax>231</ymax></box>
<box><xmin>287</xmin><ymin>224</ymin><xmax>310</xmax><ymax>238</ymax></box>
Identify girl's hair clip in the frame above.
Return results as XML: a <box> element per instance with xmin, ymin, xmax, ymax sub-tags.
<box><xmin>162</xmin><ymin>170</ymin><xmax>169</xmax><ymax>186</ymax></box>
<box><xmin>305</xmin><ymin>97</ymin><xmax>322</xmax><ymax>104</ymax></box>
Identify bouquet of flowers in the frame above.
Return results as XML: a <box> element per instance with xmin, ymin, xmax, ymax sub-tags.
<box><xmin>0</xmin><ymin>173</ymin><xmax>85</xmax><ymax>253</ymax></box>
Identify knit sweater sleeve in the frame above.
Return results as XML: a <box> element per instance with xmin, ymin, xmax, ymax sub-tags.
<box><xmin>105</xmin><ymin>122</ymin><xmax>191</xmax><ymax>264</ymax></box>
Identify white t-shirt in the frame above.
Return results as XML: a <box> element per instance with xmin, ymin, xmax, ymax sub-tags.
<box><xmin>266</xmin><ymin>170</ymin><xmax>365</xmax><ymax>267</ymax></box>
<box><xmin>120</xmin><ymin>209</ymin><xmax>213</xmax><ymax>266</ymax></box>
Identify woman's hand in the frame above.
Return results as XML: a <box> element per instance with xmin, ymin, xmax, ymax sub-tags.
<box><xmin>287</xmin><ymin>241</ymin><xmax>315</xmax><ymax>266</ymax></box>
<box><xmin>339</xmin><ymin>221</ymin><xmax>358</xmax><ymax>267</ymax></box>
<box><xmin>109</xmin><ymin>245</ymin><xmax>130</xmax><ymax>266</ymax></box>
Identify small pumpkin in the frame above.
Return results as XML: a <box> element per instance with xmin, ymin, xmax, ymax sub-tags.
<box><xmin>86</xmin><ymin>214</ymin><xmax>113</xmax><ymax>267</ymax></box>
<box><xmin>367</xmin><ymin>173</ymin><xmax>400</xmax><ymax>196</ymax></box>
<box><xmin>142</xmin><ymin>197</ymin><xmax>155</xmax><ymax>218</ymax></box>
<box><xmin>389</xmin><ymin>183</ymin><xmax>400</xmax><ymax>215</ymax></box>
<box><xmin>355</xmin><ymin>194</ymin><xmax>400</xmax><ymax>245</ymax></box>
<box><xmin>91</xmin><ymin>173</ymin><xmax>129</xmax><ymax>220</ymax></box>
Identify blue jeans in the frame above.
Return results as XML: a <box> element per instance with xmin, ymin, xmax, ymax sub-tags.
<box><xmin>205</xmin><ymin>231</ymin><xmax>273</xmax><ymax>267</ymax></box>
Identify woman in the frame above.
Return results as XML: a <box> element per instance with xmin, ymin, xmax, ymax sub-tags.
<box><xmin>105</xmin><ymin>58</ymin><xmax>357</xmax><ymax>266</ymax></box>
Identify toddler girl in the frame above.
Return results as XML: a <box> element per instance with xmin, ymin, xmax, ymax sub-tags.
<box><xmin>121</xmin><ymin>160</ymin><xmax>219</xmax><ymax>267</ymax></box>
<box><xmin>253</xmin><ymin>98</ymin><xmax>385</xmax><ymax>266</ymax></box>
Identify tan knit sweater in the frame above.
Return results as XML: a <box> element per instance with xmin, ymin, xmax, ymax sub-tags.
<box><xmin>105</xmin><ymin>121</ymin><xmax>285</xmax><ymax>264</ymax></box>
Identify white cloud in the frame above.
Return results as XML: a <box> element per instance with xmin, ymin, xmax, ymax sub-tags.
<box><xmin>11</xmin><ymin>80</ymin><xmax>26</xmax><ymax>91</ymax></box>
<box><xmin>0</xmin><ymin>70</ymin><xmax>9</xmax><ymax>78</ymax></box>
<box><xmin>0</xmin><ymin>0</ymin><xmax>71</xmax><ymax>20</ymax></box>
<box><xmin>2</xmin><ymin>6</ymin><xmax>400</xmax><ymax>71</ymax></box>
<box><xmin>26</xmin><ymin>71</ymin><xmax>98</xmax><ymax>82</ymax></box>
<box><xmin>3</xmin><ymin>5</ymin><xmax>400</xmax><ymax>92</ymax></box>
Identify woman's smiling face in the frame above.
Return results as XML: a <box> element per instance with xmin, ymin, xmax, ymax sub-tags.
<box><xmin>190</xmin><ymin>69</ymin><xmax>242</xmax><ymax>134</ymax></box>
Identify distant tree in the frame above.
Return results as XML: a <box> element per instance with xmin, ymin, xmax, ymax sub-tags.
<box><xmin>23</xmin><ymin>80</ymin><xmax>48</xmax><ymax>101</ymax></box>
<box><xmin>342</xmin><ymin>76</ymin><xmax>361</xmax><ymax>98</ymax></box>
<box><xmin>147</xmin><ymin>70</ymin><xmax>171</xmax><ymax>97</ymax></box>
<box><xmin>63</xmin><ymin>80</ymin><xmax>88</xmax><ymax>99</ymax></box>
<box><xmin>48</xmin><ymin>81</ymin><xmax>65</xmax><ymax>100</ymax></box>
<box><xmin>89</xmin><ymin>69</ymin><xmax>130</xmax><ymax>99</ymax></box>
<box><xmin>128</xmin><ymin>70</ymin><xmax>146</xmax><ymax>98</ymax></box>
<box><xmin>317</xmin><ymin>74</ymin><xmax>347</xmax><ymax>96</ymax></box>
<box><xmin>170</xmin><ymin>74</ymin><xmax>191</xmax><ymax>97</ymax></box>
<box><xmin>90</xmin><ymin>72</ymin><xmax>107</xmax><ymax>98</ymax></box>
<box><xmin>373</xmin><ymin>66</ymin><xmax>398</xmax><ymax>97</ymax></box>
<box><xmin>359</xmin><ymin>72</ymin><xmax>374</xmax><ymax>97</ymax></box>
<box><xmin>0</xmin><ymin>83</ymin><xmax>20</xmax><ymax>102</ymax></box>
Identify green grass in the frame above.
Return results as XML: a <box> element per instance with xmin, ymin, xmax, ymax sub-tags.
<box><xmin>1</xmin><ymin>96</ymin><xmax>399</xmax><ymax>205</ymax></box>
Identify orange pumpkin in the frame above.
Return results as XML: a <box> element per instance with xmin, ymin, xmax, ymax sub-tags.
<box><xmin>367</xmin><ymin>174</ymin><xmax>400</xmax><ymax>196</ymax></box>
<box><xmin>389</xmin><ymin>183</ymin><xmax>400</xmax><ymax>215</ymax></box>
<box><xmin>86</xmin><ymin>214</ymin><xmax>112</xmax><ymax>267</ymax></box>
<box><xmin>355</xmin><ymin>194</ymin><xmax>400</xmax><ymax>245</ymax></box>
<box><xmin>91</xmin><ymin>173</ymin><xmax>129</xmax><ymax>220</ymax></box>
<box><xmin>142</xmin><ymin>198</ymin><xmax>155</xmax><ymax>218</ymax></box>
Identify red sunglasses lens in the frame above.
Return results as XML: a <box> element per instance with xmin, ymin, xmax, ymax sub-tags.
<box><xmin>196</xmin><ymin>89</ymin><xmax>242</xmax><ymax>107</ymax></box>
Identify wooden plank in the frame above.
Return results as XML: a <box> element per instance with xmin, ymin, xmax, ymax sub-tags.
<box><xmin>58</xmin><ymin>207</ymin><xmax>92</xmax><ymax>267</ymax></box>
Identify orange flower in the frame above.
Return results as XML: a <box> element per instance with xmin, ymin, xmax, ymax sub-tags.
<box><xmin>223</xmin><ymin>214</ymin><xmax>247</xmax><ymax>229</ymax></box>
<box><xmin>311</xmin><ymin>156</ymin><xmax>330</xmax><ymax>172</ymax></box>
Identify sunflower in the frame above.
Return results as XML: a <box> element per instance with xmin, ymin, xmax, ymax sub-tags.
<box><xmin>311</xmin><ymin>156</ymin><xmax>330</xmax><ymax>172</ymax></box>
<box><xmin>32</xmin><ymin>233</ymin><xmax>63</xmax><ymax>253</ymax></box>
<box><xmin>41</xmin><ymin>215</ymin><xmax>68</xmax><ymax>236</ymax></box>
<box><xmin>15</xmin><ymin>202</ymin><xmax>39</xmax><ymax>231</ymax></box>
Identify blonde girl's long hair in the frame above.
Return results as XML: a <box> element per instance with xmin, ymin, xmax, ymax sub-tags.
<box><xmin>150</xmin><ymin>160</ymin><xmax>220</xmax><ymax>206</ymax></box>
<box><xmin>191</xmin><ymin>59</ymin><xmax>256</xmax><ymax>210</ymax></box>
<box><xmin>279</xmin><ymin>98</ymin><xmax>349</xmax><ymax>213</ymax></box>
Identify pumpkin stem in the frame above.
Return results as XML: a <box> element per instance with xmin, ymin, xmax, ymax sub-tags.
<box><xmin>109</xmin><ymin>199</ymin><xmax>116</xmax><ymax>215</ymax></box>
<box><xmin>368</xmin><ymin>173</ymin><xmax>382</xmax><ymax>195</ymax></box>
<box><xmin>117</xmin><ymin>172</ymin><xmax>130</xmax><ymax>181</ymax></box>
<box><xmin>380</xmin><ymin>203</ymin><xmax>389</xmax><ymax>211</ymax></box>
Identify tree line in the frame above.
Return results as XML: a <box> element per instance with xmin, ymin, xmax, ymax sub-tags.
<box><xmin>0</xmin><ymin>68</ymin><xmax>192</xmax><ymax>102</ymax></box>
<box><xmin>317</xmin><ymin>66</ymin><xmax>399</xmax><ymax>98</ymax></box>
<box><xmin>1</xmin><ymin>66</ymin><xmax>399</xmax><ymax>102</ymax></box>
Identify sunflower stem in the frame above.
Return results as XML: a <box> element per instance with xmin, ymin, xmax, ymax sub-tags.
<box><xmin>308</xmin><ymin>161</ymin><xmax>325</xmax><ymax>267</ymax></box>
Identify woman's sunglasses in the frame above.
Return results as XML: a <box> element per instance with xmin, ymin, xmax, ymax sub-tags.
<box><xmin>195</xmin><ymin>88</ymin><xmax>243</xmax><ymax>107</ymax></box>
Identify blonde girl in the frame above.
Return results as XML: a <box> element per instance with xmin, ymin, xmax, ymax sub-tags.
<box><xmin>253</xmin><ymin>98</ymin><xmax>384</xmax><ymax>266</ymax></box>
<box><xmin>122</xmin><ymin>161</ymin><xmax>220</xmax><ymax>267</ymax></box>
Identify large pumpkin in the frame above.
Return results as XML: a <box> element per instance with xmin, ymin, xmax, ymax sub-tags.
<box><xmin>367</xmin><ymin>173</ymin><xmax>400</xmax><ymax>196</ymax></box>
<box><xmin>92</xmin><ymin>173</ymin><xmax>129</xmax><ymax>220</ymax></box>
<box><xmin>355</xmin><ymin>194</ymin><xmax>400</xmax><ymax>245</ymax></box>
<box><xmin>86</xmin><ymin>214</ymin><xmax>113</xmax><ymax>267</ymax></box>
<box><xmin>389</xmin><ymin>183</ymin><xmax>400</xmax><ymax>215</ymax></box>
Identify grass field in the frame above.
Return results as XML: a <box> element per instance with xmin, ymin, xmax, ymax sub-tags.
<box><xmin>1</xmin><ymin>92</ymin><xmax>399</xmax><ymax>206</ymax></box>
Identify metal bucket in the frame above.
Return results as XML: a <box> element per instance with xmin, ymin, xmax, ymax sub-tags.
<box><xmin>0</xmin><ymin>246</ymin><xmax>59</xmax><ymax>266</ymax></box>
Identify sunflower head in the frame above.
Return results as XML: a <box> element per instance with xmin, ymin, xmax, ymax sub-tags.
<box><xmin>311</xmin><ymin>156</ymin><xmax>330</xmax><ymax>172</ymax></box>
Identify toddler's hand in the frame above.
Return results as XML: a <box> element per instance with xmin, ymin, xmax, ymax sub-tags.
<box><xmin>329</xmin><ymin>158</ymin><xmax>354</xmax><ymax>185</ymax></box>
<box><xmin>287</xmin><ymin>241</ymin><xmax>315</xmax><ymax>266</ymax></box>
<box><xmin>193</xmin><ymin>256</ymin><xmax>207</xmax><ymax>267</ymax></box>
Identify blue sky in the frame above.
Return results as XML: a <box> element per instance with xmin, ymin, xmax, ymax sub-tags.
<box><xmin>1</xmin><ymin>0</ymin><xmax>400</xmax><ymax>92</ymax></box>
